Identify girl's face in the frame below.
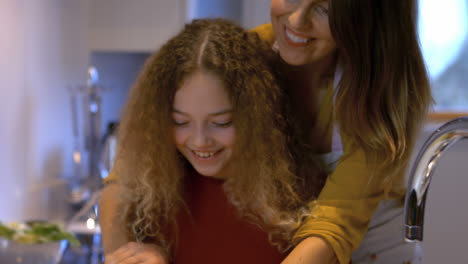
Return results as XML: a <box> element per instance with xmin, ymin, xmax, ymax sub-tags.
<box><xmin>270</xmin><ymin>0</ymin><xmax>336</xmax><ymax>66</ymax></box>
<box><xmin>173</xmin><ymin>70</ymin><xmax>235</xmax><ymax>179</ymax></box>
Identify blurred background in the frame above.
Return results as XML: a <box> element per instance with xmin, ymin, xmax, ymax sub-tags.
<box><xmin>0</xmin><ymin>0</ymin><xmax>467</xmax><ymax>263</ymax></box>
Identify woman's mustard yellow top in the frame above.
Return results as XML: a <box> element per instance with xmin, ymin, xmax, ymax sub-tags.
<box><xmin>253</xmin><ymin>23</ymin><xmax>407</xmax><ymax>264</ymax></box>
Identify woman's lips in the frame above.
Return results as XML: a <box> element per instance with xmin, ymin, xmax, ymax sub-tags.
<box><xmin>284</xmin><ymin>26</ymin><xmax>313</xmax><ymax>47</ymax></box>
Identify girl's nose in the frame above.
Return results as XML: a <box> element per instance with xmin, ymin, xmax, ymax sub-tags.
<box><xmin>191</xmin><ymin>127</ymin><xmax>213</xmax><ymax>148</ymax></box>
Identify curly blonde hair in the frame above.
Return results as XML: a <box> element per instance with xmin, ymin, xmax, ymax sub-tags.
<box><xmin>113</xmin><ymin>18</ymin><xmax>323</xmax><ymax>257</ymax></box>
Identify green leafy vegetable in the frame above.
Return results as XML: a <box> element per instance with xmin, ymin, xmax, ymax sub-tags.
<box><xmin>0</xmin><ymin>221</ymin><xmax>80</xmax><ymax>247</ymax></box>
<box><xmin>0</xmin><ymin>223</ymin><xmax>15</xmax><ymax>240</ymax></box>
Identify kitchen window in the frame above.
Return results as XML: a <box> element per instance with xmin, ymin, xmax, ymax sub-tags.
<box><xmin>419</xmin><ymin>0</ymin><xmax>468</xmax><ymax>115</ymax></box>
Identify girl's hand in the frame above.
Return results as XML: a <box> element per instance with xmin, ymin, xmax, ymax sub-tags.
<box><xmin>105</xmin><ymin>242</ymin><xmax>168</xmax><ymax>264</ymax></box>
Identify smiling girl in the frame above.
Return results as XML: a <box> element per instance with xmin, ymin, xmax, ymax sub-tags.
<box><xmin>99</xmin><ymin>18</ymin><xmax>323</xmax><ymax>264</ymax></box>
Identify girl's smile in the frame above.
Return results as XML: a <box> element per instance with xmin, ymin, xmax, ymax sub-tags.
<box><xmin>191</xmin><ymin>149</ymin><xmax>223</xmax><ymax>160</ymax></box>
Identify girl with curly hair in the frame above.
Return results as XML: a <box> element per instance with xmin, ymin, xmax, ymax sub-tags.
<box><xmin>99</xmin><ymin>18</ymin><xmax>322</xmax><ymax>264</ymax></box>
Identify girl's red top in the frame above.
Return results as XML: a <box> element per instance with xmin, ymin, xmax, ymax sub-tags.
<box><xmin>174</xmin><ymin>171</ymin><xmax>286</xmax><ymax>264</ymax></box>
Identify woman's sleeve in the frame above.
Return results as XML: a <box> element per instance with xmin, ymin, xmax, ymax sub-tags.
<box><xmin>103</xmin><ymin>171</ymin><xmax>118</xmax><ymax>184</ymax></box>
<box><xmin>250</xmin><ymin>23</ymin><xmax>275</xmax><ymax>44</ymax></box>
<box><xmin>293</xmin><ymin>149</ymin><xmax>388</xmax><ymax>264</ymax></box>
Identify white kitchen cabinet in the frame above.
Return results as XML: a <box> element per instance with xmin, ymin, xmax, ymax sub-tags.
<box><xmin>89</xmin><ymin>0</ymin><xmax>187</xmax><ymax>52</ymax></box>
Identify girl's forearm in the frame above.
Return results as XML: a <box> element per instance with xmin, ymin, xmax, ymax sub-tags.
<box><xmin>99</xmin><ymin>183</ymin><xmax>130</xmax><ymax>255</ymax></box>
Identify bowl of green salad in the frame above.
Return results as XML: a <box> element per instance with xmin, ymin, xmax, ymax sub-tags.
<box><xmin>0</xmin><ymin>221</ymin><xmax>79</xmax><ymax>264</ymax></box>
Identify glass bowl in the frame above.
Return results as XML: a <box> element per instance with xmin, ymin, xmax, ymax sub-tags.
<box><xmin>0</xmin><ymin>237</ymin><xmax>68</xmax><ymax>264</ymax></box>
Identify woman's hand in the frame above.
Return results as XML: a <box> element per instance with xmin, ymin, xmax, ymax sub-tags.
<box><xmin>105</xmin><ymin>242</ymin><xmax>168</xmax><ymax>264</ymax></box>
<box><xmin>281</xmin><ymin>237</ymin><xmax>339</xmax><ymax>264</ymax></box>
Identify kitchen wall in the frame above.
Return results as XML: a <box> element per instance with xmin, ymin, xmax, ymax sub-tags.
<box><xmin>242</xmin><ymin>0</ymin><xmax>271</xmax><ymax>28</ymax></box>
<box><xmin>88</xmin><ymin>0</ymin><xmax>186</xmax><ymax>52</ymax></box>
<box><xmin>0</xmin><ymin>0</ymin><xmax>90</xmax><ymax>222</ymax></box>
<box><xmin>189</xmin><ymin>0</ymin><xmax>242</xmax><ymax>23</ymax></box>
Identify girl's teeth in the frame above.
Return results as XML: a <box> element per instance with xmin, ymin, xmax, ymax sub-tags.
<box><xmin>286</xmin><ymin>29</ymin><xmax>309</xmax><ymax>43</ymax></box>
<box><xmin>194</xmin><ymin>151</ymin><xmax>215</xmax><ymax>158</ymax></box>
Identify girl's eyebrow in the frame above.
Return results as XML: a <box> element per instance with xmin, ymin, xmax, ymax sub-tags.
<box><xmin>172</xmin><ymin>109</ymin><xmax>188</xmax><ymax>115</ymax></box>
<box><xmin>172</xmin><ymin>109</ymin><xmax>232</xmax><ymax>116</ymax></box>
<box><xmin>209</xmin><ymin>109</ymin><xmax>232</xmax><ymax>116</ymax></box>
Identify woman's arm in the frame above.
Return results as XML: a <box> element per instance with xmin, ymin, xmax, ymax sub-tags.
<box><xmin>282</xmin><ymin>237</ymin><xmax>338</xmax><ymax>264</ymax></box>
<box><xmin>290</xmin><ymin>148</ymin><xmax>391</xmax><ymax>264</ymax></box>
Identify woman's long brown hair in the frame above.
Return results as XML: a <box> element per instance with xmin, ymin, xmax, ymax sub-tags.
<box><xmin>113</xmin><ymin>18</ymin><xmax>320</xmax><ymax>257</ymax></box>
<box><xmin>329</xmin><ymin>0</ymin><xmax>432</xmax><ymax>180</ymax></box>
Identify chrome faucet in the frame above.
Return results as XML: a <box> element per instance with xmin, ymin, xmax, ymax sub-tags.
<box><xmin>404</xmin><ymin>116</ymin><xmax>468</xmax><ymax>242</ymax></box>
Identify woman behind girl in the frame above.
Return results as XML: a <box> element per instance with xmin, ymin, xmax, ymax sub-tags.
<box><xmin>100</xmin><ymin>18</ymin><xmax>322</xmax><ymax>264</ymax></box>
<box><xmin>254</xmin><ymin>0</ymin><xmax>432</xmax><ymax>263</ymax></box>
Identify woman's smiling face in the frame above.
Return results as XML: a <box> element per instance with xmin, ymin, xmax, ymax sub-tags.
<box><xmin>172</xmin><ymin>70</ymin><xmax>235</xmax><ymax>179</ymax></box>
<box><xmin>271</xmin><ymin>0</ymin><xmax>337</xmax><ymax>66</ymax></box>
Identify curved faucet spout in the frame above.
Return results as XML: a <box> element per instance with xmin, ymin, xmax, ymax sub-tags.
<box><xmin>404</xmin><ymin>117</ymin><xmax>468</xmax><ymax>242</ymax></box>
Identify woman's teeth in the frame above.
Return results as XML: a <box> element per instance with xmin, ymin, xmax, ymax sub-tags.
<box><xmin>194</xmin><ymin>151</ymin><xmax>215</xmax><ymax>158</ymax></box>
<box><xmin>286</xmin><ymin>29</ymin><xmax>309</xmax><ymax>44</ymax></box>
